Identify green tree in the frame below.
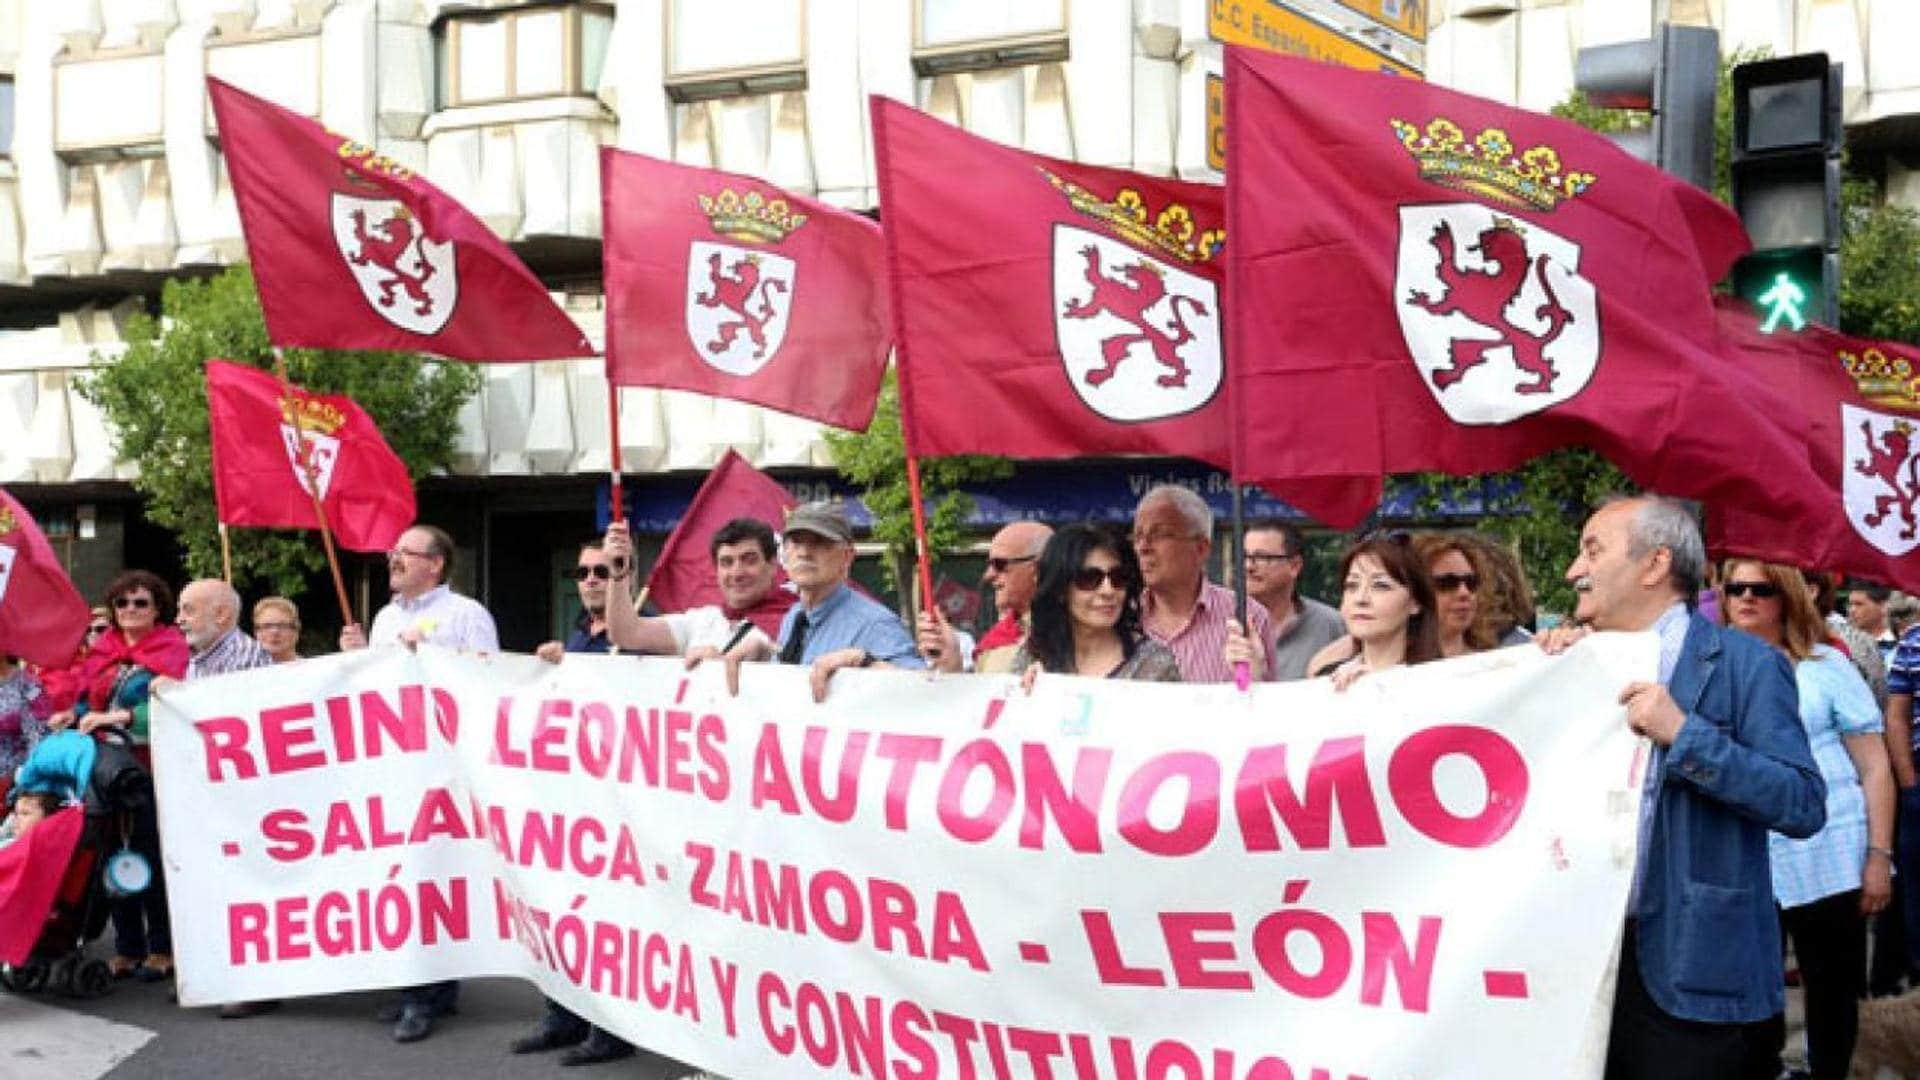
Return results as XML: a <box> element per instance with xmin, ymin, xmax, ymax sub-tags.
<box><xmin>823</xmin><ymin>372</ymin><xmax>1013</xmax><ymax>613</ymax></box>
<box><xmin>77</xmin><ymin>266</ymin><xmax>480</xmax><ymax>600</ymax></box>
<box><xmin>1840</xmin><ymin>175</ymin><xmax>1920</xmax><ymax>341</ymax></box>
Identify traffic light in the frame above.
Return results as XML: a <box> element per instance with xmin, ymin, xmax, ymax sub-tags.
<box><xmin>1729</xmin><ymin>53</ymin><xmax>1842</xmax><ymax>331</ymax></box>
<box><xmin>1574</xmin><ymin>23</ymin><xmax>1719</xmax><ymax>191</ymax></box>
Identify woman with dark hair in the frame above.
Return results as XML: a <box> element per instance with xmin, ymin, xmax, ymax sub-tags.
<box><xmin>1014</xmin><ymin>523</ymin><xmax>1180</xmax><ymax>683</ymax></box>
<box><xmin>1722</xmin><ymin>558</ymin><xmax>1891</xmax><ymax>1080</ymax></box>
<box><xmin>46</xmin><ymin>569</ymin><xmax>188</xmax><ymax>983</ymax></box>
<box><xmin>1303</xmin><ymin>534</ymin><xmax>1442</xmax><ymax>689</ymax></box>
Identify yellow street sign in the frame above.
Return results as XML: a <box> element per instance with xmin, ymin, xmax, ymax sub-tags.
<box><xmin>1209</xmin><ymin>0</ymin><xmax>1418</xmax><ymax>78</ymax></box>
<box><xmin>1207</xmin><ymin>75</ymin><xmax>1226</xmax><ymax>171</ymax></box>
<box><xmin>1331</xmin><ymin>0</ymin><xmax>1426</xmax><ymax>44</ymax></box>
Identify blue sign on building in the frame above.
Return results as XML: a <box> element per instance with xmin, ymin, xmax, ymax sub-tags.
<box><xmin>598</xmin><ymin>460</ymin><xmax>1515</xmax><ymax>534</ymax></box>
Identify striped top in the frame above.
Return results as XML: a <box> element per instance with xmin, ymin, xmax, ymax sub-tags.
<box><xmin>1141</xmin><ymin>579</ymin><xmax>1277</xmax><ymax>684</ymax></box>
<box><xmin>188</xmin><ymin>628</ymin><xmax>275</xmax><ymax>680</ymax></box>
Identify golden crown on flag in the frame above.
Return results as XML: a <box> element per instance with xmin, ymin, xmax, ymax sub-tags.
<box><xmin>697</xmin><ymin>188</ymin><xmax>807</xmax><ymax>245</ymax></box>
<box><xmin>0</xmin><ymin>505</ymin><xmax>14</xmax><ymax>536</ymax></box>
<box><xmin>279</xmin><ymin>395</ymin><xmax>348</xmax><ymax>437</ymax></box>
<box><xmin>1040</xmin><ymin>169</ymin><xmax>1224</xmax><ymax>265</ymax></box>
<box><xmin>1840</xmin><ymin>347</ymin><xmax>1920</xmax><ymax>409</ymax></box>
<box><xmin>1389</xmin><ymin>117</ymin><xmax>1596</xmax><ymax>212</ymax></box>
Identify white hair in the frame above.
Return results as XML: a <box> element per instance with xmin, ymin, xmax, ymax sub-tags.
<box><xmin>1137</xmin><ymin>484</ymin><xmax>1213</xmax><ymax>539</ymax></box>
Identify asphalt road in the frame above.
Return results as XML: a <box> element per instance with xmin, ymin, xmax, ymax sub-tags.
<box><xmin>5</xmin><ymin>971</ymin><xmax>708</xmax><ymax>1080</ymax></box>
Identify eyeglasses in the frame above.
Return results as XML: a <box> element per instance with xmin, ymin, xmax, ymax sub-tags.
<box><xmin>112</xmin><ymin>595</ymin><xmax>153</xmax><ymax>611</ymax></box>
<box><xmin>1071</xmin><ymin>566</ymin><xmax>1137</xmax><ymax>592</ymax></box>
<box><xmin>1433</xmin><ymin>571</ymin><xmax>1481</xmax><ymax>593</ymax></box>
<box><xmin>1724</xmin><ymin>581</ymin><xmax>1782</xmax><ymax>599</ymax></box>
<box><xmin>87</xmin><ymin>623</ymin><xmax>110</xmax><ymax>636</ymax></box>
<box><xmin>255</xmin><ymin>621</ymin><xmax>298</xmax><ymax>633</ymax></box>
<box><xmin>388</xmin><ymin>547</ymin><xmax>434</xmax><ymax>562</ymax></box>
<box><xmin>985</xmin><ymin>555</ymin><xmax>1037</xmax><ymax>574</ymax></box>
<box><xmin>1131</xmin><ymin>528</ymin><xmax>1199</xmax><ymax>547</ymax></box>
<box><xmin>567</xmin><ymin>565</ymin><xmax>613</xmax><ymax>582</ymax></box>
<box><xmin>1244</xmin><ymin>551</ymin><xmax>1298</xmax><ymax>565</ymax></box>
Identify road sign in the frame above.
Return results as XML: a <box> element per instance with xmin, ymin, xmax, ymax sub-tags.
<box><xmin>1208</xmin><ymin>0</ymin><xmax>1418</xmax><ymax>78</ymax></box>
<box><xmin>1207</xmin><ymin>75</ymin><xmax>1226</xmax><ymax>171</ymax></box>
<box><xmin>1330</xmin><ymin>0</ymin><xmax>1426</xmax><ymax>43</ymax></box>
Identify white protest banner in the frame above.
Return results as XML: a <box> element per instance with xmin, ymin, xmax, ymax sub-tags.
<box><xmin>151</xmin><ymin>634</ymin><xmax>1655</xmax><ymax>1079</ymax></box>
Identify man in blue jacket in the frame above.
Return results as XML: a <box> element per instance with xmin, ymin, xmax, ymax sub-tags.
<box><xmin>1546</xmin><ymin>495</ymin><xmax>1826</xmax><ymax>1079</ymax></box>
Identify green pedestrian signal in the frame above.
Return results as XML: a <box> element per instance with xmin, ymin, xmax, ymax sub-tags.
<box><xmin>1757</xmin><ymin>272</ymin><xmax>1807</xmax><ymax>332</ymax></box>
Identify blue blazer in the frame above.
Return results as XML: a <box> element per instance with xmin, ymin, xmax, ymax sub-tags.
<box><xmin>1634</xmin><ymin>613</ymin><xmax>1826</xmax><ymax>1023</ymax></box>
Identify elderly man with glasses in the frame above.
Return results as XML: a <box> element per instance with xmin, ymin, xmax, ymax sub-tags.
<box><xmin>1132</xmin><ymin>484</ymin><xmax>1278</xmax><ymax>683</ymax></box>
<box><xmin>1243</xmin><ymin>520</ymin><xmax>1344</xmax><ymax>681</ymax></box>
<box><xmin>918</xmin><ymin>521</ymin><xmax>1052</xmax><ymax>675</ymax></box>
<box><xmin>338</xmin><ymin>522</ymin><xmax>497</xmax><ymax>1044</ymax></box>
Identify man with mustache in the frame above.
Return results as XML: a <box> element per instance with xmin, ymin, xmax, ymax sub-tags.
<box><xmin>1541</xmin><ymin>495</ymin><xmax>1824</xmax><ymax>1079</ymax></box>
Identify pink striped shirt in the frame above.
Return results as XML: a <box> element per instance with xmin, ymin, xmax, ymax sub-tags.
<box><xmin>1142</xmin><ymin>579</ymin><xmax>1279</xmax><ymax>684</ymax></box>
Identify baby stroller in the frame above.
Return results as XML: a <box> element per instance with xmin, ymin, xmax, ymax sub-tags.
<box><xmin>0</xmin><ymin>728</ymin><xmax>156</xmax><ymax>998</ymax></box>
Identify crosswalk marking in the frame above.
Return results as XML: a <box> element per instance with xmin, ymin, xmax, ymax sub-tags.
<box><xmin>0</xmin><ymin>993</ymin><xmax>154</xmax><ymax>1080</ymax></box>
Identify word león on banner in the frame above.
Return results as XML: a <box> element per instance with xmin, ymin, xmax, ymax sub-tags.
<box><xmin>151</xmin><ymin>635</ymin><xmax>1657</xmax><ymax>1080</ymax></box>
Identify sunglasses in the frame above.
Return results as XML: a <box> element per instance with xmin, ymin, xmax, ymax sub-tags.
<box><xmin>1724</xmin><ymin>581</ymin><xmax>1782</xmax><ymax>599</ymax></box>
<box><xmin>1433</xmin><ymin>571</ymin><xmax>1480</xmax><ymax>593</ymax></box>
<box><xmin>985</xmin><ymin>555</ymin><xmax>1037</xmax><ymax>574</ymax></box>
<box><xmin>87</xmin><ymin>623</ymin><xmax>110</xmax><ymax>635</ymax></box>
<box><xmin>1071</xmin><ymin>566</ymin><xmax>1137</xmax><ymax>592</ymax></box>
<box><xmin>112</xmin><ymin>595</ymin><xmax>153</xmax><ymax>611</ymax></box>
<box><xmin>566</xmin><ymin>565</ymin><xmax>613</xmax><ymax>582</ymax></box>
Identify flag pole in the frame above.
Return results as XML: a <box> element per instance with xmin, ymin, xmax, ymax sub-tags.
<box><xmin>607</xmin><ymin>383</ymin><xmax>625</xmax><ymax>526</ymax></box>
<box><xmin>218</xmin><ymin>521</ymin><xmax>233</xmax><ymax>584</ymax></box>
<box><xmin>902</xmin><ymin>454</ymin><xmax>937</xmax><ymax>618</ymax></box>
<box><xmin>271</xmin><ymin>350</ymin><xmax>356</xmax><ymax>628</ymax></box>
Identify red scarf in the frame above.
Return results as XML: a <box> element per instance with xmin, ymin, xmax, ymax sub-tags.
<box><xmin>726</xmin><ymin>588</ymin><xmax>798</xmax><ymax>639</ymax></box>
<box><xmin>72</xmin><ymin>625</ymin><xmax>190</xmax><ymax>711</ymax></box>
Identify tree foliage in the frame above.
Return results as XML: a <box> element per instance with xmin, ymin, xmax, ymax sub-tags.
<box><xmin>1841</xmin><ymin>175</ymin><xmax>1920</xmax><ymax>342</ymax></box>
<box><xmin>823</xmin><ymin>371</ymin><xmax>1013</xmax><ymax>609</ymax></box>
<box><xmin>77</xmin><ymin>266</ymin><xmax>480</xmax><ymax>600</ymax></box>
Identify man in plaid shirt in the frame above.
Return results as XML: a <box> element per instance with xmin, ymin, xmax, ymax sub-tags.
<box><xmin>1883</xmin><ymin>626</ymin><xmax>1920</xmax><ymax>987</ymax></box>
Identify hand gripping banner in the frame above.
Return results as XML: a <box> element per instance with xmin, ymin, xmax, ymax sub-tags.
<box><xmin>151</xmin><ymin>637</ymin><xmax>1656</xmax><ymax>1078</ymax></box>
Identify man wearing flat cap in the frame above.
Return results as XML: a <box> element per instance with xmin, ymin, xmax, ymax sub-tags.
<box><xmin>761</xmin><ymin>501</ymin><xmax>924</xmax><ymax>697</ymax></box>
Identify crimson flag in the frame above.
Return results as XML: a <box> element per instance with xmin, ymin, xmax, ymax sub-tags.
<box><xmin>0</xmin><ymin>490</ymin><xmax>90</xmax><ymax>670</ymax></box>
<box><xmin>1709</xmin><ymin>305</ymin><xmax>1920</xmax><ymax>593</ymax></box>
<box><xmin>208</xmin><ymin>78</ymin><xmax>591</xmax><ymax>361</ymax></box>
<box><xmin>0</xmin><ymin>807</ymin><xmax>84</xmax><ymax>966</ymax></box>
<box><xmin>1223</xmin><ymin>47</ymin><xmax>1810</xmax><ymax>529</ymax></box>
<box><xmin>206</xmin><ymin>359</ymin><xmax>415</xmax><ymax>554</ymax></box>
<box><xmin>872</xmin><ymin>96</ymin><xmax>1231</xmax><ymax>466</ymax></box>
<box><xmin>601</xmin><ymin>149</ymin><xmax>890</xmax><ymax>431</ymax></box>
<box><xmin>644</xmin><ymin>450</ymin><xmax>797</xmax><ymax>636</ymax></box>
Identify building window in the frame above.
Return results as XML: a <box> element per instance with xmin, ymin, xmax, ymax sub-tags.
<box><xmin>913</xmin><ymin>0</ymin><xmax>1068</xmax><ymax>76</ymax></box>
<box><xmin>664</xmin><ymin>0</ymin><xmax>806</xmax><ymax>103</ymax></box>
<box><xmin>435</xmin><ymin>1</ymin><xmax>613</xmax><ymax>110</ymax></box>
<box><xmin>0</xmin><ymin>75</ymin><xmax>13</xmax><ymax>157</ymax></box>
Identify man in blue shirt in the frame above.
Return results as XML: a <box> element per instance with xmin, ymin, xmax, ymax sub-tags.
<box><xmin>1543</xmin><ymin>495</ymin><xmax>1824</xmax><ymax>1079</ymax></box>
<box><xmin>746</xmin><ymin>502</ymin><xmax>925</xmax><ymax>698</ymax></box>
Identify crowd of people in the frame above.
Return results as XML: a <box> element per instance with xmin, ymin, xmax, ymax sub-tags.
<box><xmin>4</xmin><ymin>485</ymin><xmax>1918</xmax><ymax>1079</ymax></box>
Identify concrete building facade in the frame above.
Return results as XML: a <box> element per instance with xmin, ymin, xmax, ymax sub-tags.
<box><xmin>0</xmin><ymin>0</ymin><xmax>1914</xmax><ymax>642</ymax></box>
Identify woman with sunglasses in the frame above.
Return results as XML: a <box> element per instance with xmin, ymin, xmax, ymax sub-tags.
<box><xmin>1411</xmin><ymin>533</ymin><xmax>1497</xmax><ymax>658</ymax></box>
<box><xmin>1014</xmin><ymin>523</ymin><xmax>1180</xmax><ymax>684</ymax></box>
<box><xmin>46</xmin><ymin>570</ymin><xmax>189</xmax><ymax>982</ymax></box>
<box><xmin>1721</xmin><ymin>559</ymin><xmax>1891</xmax><ymax>1080</ymax></box>
<box><xmin>1303</xmin><ymin>534</ymin><xmax>1443</xmax><ymax>690</ymax></box>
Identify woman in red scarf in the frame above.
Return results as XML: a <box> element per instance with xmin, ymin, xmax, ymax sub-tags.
<box><xmin>46</xmin><ymin>570</ymin><xmax>187</xmax><ymax>982</ymax></box>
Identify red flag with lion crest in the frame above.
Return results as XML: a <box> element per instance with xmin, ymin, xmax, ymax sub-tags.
<box><xmin>872</xmin><ymin>96</ymin><xmax>1232</xmax><ymax>467</ymax></box>
<box><xmin>1223</xmin><ymin>47</ymin><xmax>1834</xmax><ymax>529</ymax></box>
<box><xmin>209</xmin><ymin>78</ymin><xmax>591</xmax><ymax>361</ymax></box>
